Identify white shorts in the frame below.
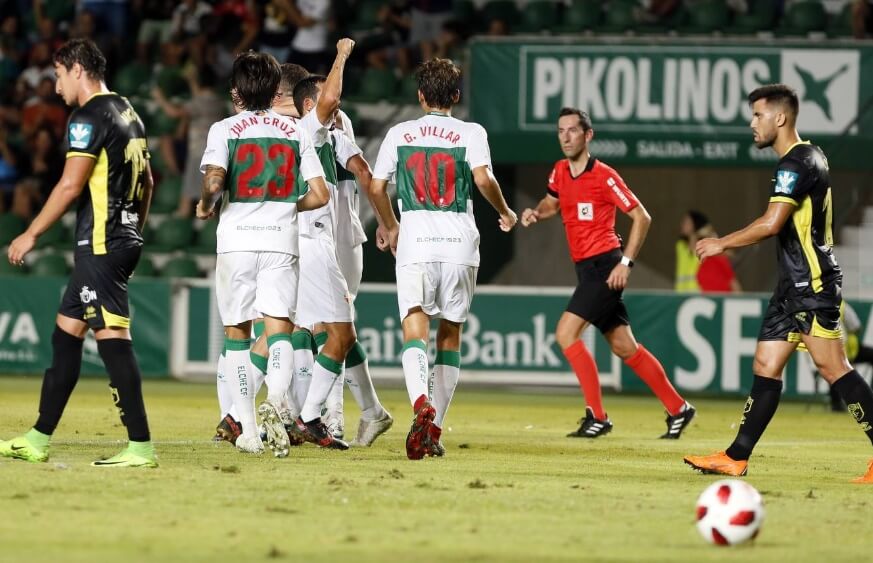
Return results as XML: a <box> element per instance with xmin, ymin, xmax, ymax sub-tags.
<box><xmin>296</xmin><ymin>236</ymin><xmax>354</xmax><ymax>328</ymax></box>
<box><xmin>216</xmin><ymin>251</ymin><xmax>298</xmax><ymax>326</ymax></box>
<box><xmin>396</xmin><ymin>262</ymin><xmax>478</xmax><ymax>323</ymax></box>
<box><xmin>336</xmin><ymin>242</ymin><xmax>363</xmax><ymax>301</ymax></box>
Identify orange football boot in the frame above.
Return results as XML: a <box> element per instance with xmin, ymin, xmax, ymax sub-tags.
<box><xmin>684</xmin><ymin>451</ymin><xmax>748</xmax><ymax>476</ymax></box>
<box><xmin>851</xmin><ymin>459</ymin><xmax>873</xmax><ymax>484</ymax></box>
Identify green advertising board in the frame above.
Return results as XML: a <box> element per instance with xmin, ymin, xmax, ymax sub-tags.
<box><xmin>0</xmin><ymin>276</ymin><xmax>170</xmax><ymax>376</ymax></box>
<box><xmin>353</xmin><ymin>285</ymin><xmax>873</xmax><ymax>398</ymax></box>
<box><xmin>469</xmin><ymin>39</ymin><xmax>873</xmax><ymax>167</ymax></box>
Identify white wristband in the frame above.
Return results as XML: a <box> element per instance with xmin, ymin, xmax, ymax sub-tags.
<box><xmin>620</xmin><ymin>256</ymin><xmax>634</xmax><ymax>268</ymax></box>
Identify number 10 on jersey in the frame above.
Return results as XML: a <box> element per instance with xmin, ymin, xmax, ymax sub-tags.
<box><xmin>397</xmin><ymin>147</ymin><xmax>470</xmax><ymax>212</ymax></box>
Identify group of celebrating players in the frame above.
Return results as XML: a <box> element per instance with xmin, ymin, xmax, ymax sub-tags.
<box><xmin>1</xmin><ymin>37</ymin><xmax>872</xmax><ymax>483</ymax></box>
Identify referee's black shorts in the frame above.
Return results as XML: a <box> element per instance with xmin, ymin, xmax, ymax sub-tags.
<box><xmin>566</xmin><ymin>248</ymin><xmax>630</xmax><ymax>334</ymax></box>
<box><xmin>59</xmin><ymin>246</ymin><xmax>141</xmax><ymax>330</ymax></box>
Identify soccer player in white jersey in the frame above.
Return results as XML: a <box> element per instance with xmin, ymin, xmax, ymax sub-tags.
<box><xmin>291</xmin><ymin>76</ymin><xmax>395</xmax><ymax>447</ymax></box>
<box><xmin>198</xmin><ymin>52</ymin><xmax>329</xmax><ymax>455</ymax></box>
<box><xmin>370</xmin><ymin>58</ymin><xmax>517</xmax><ymax>459</ymax></box>
<box><xmin>270</xmin><ymin>39</ymin><xmax>356</xmax><ymax>450</ymax></box>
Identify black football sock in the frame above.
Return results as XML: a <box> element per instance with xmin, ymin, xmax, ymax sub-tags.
<box><xmin>34</xmin><ymin>327</ymin><xmax>85</xmax><ymax>435</ymax></box>
<box><xmin>98</xmin><ymin>338</ymin><xmax>151</xmax><ymax>442</ymax></box>
<box><xmin>725</xmin><ymin>375</ymin><xmax>782</xmax><ymax>461</ymax></box>
<box><xmin>831</xmin><ymin>369</ymin><xmax>873</xmax><ymax>446</ymax></box>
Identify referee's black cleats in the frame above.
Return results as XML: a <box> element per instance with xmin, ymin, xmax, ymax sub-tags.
<box><xmin>567</xmin><ymin>407</ymin><xmax>613</xmax><ymax>438</ymax></box>
<box><xmin>659</xmin><ymin>403</ymin><xmax>696</xmax><ymax>440</ymax></box>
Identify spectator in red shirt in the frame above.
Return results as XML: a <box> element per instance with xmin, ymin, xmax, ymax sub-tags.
<box><xmin>521</xmin><ymin>107</ymin><xmax>695</xmax><ymax>440</ymax></box>
<box><xmin>682</xmin><ymin>210</ymin><xmax>742</xmax><ymax>293</ymax></box>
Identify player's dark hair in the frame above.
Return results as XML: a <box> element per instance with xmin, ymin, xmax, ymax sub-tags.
<box><xmin>230</xmin><ymin>51</ymin><xmax>280</xmax><ymax>112</ymax></box>
<box><xmin>280</xmin><ymin>63</ymin><xmax>310</xmax><ymax>95</ymax></box>
<box><xmin>748</xmin><ymin>84</ymin><xmax>799</xmax><ymax>117</ymax></box>
<box><xmin>416</xmin><ymin>58</ymin><xmax>461</xmax><ymax>109</ymax></box>
<box><xmin>53</xmin><ymin>38</ymin><xmax>106</xmax><ymax>81</ymax></box>
<box><xmin>292</xmin><ymin>75</ymin><xmax>326</xmax><ymax>115</ymax></box>
<box><xmin>558</xmin><ymin>107</ymin><xmax>592</xmax><ymax>131</ymax></box>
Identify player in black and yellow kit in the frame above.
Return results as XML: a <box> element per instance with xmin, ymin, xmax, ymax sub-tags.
<box><xmin>0</xmin><ymin>39</ymin><xmax>157</xmax><ymax>467</ymax></box>
<box><xmin>684</xmin><ymin>84</ymin><xmax>873</xmax><ymax>483</ymax></box>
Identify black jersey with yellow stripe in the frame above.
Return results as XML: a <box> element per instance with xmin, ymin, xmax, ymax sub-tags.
<box><xmin>66</xmin><ymin>92</ymin><xmax>149</xmax><ymax>256</ymax></box>
<box><xmin>768</xmin><ymin>141</ymin><xmax>841</xmax><ymax>311</ymax></box>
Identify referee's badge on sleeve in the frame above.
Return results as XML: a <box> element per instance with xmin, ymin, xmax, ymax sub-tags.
<box><xmin>69</xmin><ymin>122</ymin><xmax>93</xmax><ymax>150</ymax></box>
<box><xmin>577</xmin><ymin>202</ymin><xmax>593</xmax><ymax>221</ymax></box>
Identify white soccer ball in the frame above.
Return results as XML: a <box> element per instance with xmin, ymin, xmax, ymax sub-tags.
<box><xmin>695</xmin><ymin>479</ymin><xmax>765</xmax><ymax>546</ymax></box>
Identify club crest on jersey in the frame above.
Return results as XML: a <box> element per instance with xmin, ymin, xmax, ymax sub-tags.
<box><xmin>775</xmin><ymin>170</ymin><xmax>798</xmax><ymax>194</ymax></box>
<box><xmin>577</xmin><ymin>202</ymin><xmax>593</xmax><ymax>221</ymax></box>
<box><xmin>69</xmin><ymin>122</ymin><xmax>93</xmax><ymax>149</ymax></box>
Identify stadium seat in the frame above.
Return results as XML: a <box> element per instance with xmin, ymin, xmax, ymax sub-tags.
<box><xmin>352</xmin><ymin>68</ymin><xmax>398</xmax><ymax>102</ymax></box>
<box><xmin>453</xmin><ymin>0</ymin><xmax>478</xmax><ymax>24</ymax></box>
<box><xmin>34</xmin><ymin>221</ymin><xmax>68</xmax><ymax>250</ymax></box>
<box><xmin>599</xmin><ymin>0</ymin><xmax>638</xmax><ymax>33</ymax></box>
<box><xmin>150</xmin><ymin>216</ymin><xmax>194</xmax><ymax>252</ymax></box>
<box><xmin>482</xmin><ymin>0</ymin><xmax>521</xmax><ymax>26</ymax></box>
<box><xmin>30</xmin><ymin>253</ymin><xmax>68</xmax><ymax>276</ymax></box>
<box><xmin>0</xmin><ymin>257</ymin><xmax>25</xmax><ymax>276</ymax></box>
<box><xmin>115</xmin><ymin>62</ymin><xmax>151</xmax><ymax>98</ymax></box>
<box><xmin>151</xmin><ymin>175</ymin><xmax>183</xmax><ymax>215</ymax></box>
<box><xmin>557</xmin><ymin>0</ymin><xmax>603</xmax><ymax>33</ymax></box>
<box><xmin>519</xmin><ymin>1</ymin><xmax>560</xmax><ymax>32</ymax></box>
<box><xmin>134</xmin><ymin>255</ymin><xmax>158</xmax><ymax>277</ymax></box>
<box><xmin>780</xmin><ymin>0</ymin><xmax>826</xmax><ymax>34</ymax></box>
<box><xmin>156</xmin><ymin>67</ymin><xmax>189</xmax><ymax>99</ymax></box>
<box><xmin>190</xmin><ymin>221</ymin><xmax>218</xmax><ymax>255</ymax></box>
<box><xmin>827</xmin><ymin>2</ymin><xmax>853</xmax><ymax>36</ymax></box>
<box><xmin>681</xmin><ymin>0</ymin><xmax>730</xmax><ymax>33</ymax></box>
<box><xmin>728</xmin><ymin>0</ymin><xmax>779</xmax><ymax>33</ymax></box>
<box><xmin>161</xmin><ymin>256</ymin><xmax>201</xmax><ymax>278</ymax></box>
<box><xmin>396</xmin><ymin>74</ymin><xmax>420</xmax><ymax>103</ymax></box>
<box><xmin>0</xmin><ymin>214</ymin><xmax>25</xmax><ymax>246</ymax></box>
<box><xmin>351</xmin><ymin>0</ymin><xmax>384</xmax><ymax>32</ymax></box>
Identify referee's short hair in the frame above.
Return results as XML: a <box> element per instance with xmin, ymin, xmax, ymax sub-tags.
<box><xmin>53</xmin><ymin>38</ymin><xmax>106</xmax><ymax>82</ymax></box>
<box><xmin>748</xmin><ymin>84</ymin><xmax>799</xmax><ymax>118</ymax></box>
<box><xmin>230</xmin><ymin>51</ymin><xmax>281</xmax><ymax>112</ymax></box>
<box><xmin>558</xmin><ymin>107</ymin><xmax>593</xmax><ymax>131</ymax></box>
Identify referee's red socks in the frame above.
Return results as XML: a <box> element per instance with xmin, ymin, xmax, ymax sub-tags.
<box><xmin>625</xmin><ymin>344</ymin><xmax>685</xmax><ymax>416</ymax></box>
<box><xmin>563</xmin><ymin>341</ymin><xmax>606</xmax><ymax>419</ymax></box>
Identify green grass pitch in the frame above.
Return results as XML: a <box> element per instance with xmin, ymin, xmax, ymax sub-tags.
<box><xmin>1</xmin><ymin>376</ymin><xmax>870</xmax><ymax>562</ymax></box>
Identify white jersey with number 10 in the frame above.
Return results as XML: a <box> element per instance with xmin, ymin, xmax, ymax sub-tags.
<box><xmin>372</xmin><ymin>113</ymin><xmax>492</xmax><ymax>268</ymax></box>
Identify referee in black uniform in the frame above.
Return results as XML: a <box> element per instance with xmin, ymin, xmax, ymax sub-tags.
<box><xmin>684</xmin><ymin>84</ymin><xmax>873</xmax><ymax>483</ymax></box>
<box><xmin>1</xmin><ymin>39</ymin><xmax>157</xmax><ymax>468</ymax></box>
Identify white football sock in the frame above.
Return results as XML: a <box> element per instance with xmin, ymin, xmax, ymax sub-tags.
<box><xmin>216</xmin><ymin>351</ymin><xmax>234</xmax><ymax>417</ymax></box>
<box><xmin>431</xmin><ymin>351</ymin><xmax>461</xmax><ymax>428</ymax></box>
<box><xmin>225</xmin><ymin>339</ymin><xmax>257</xmax><ymax>437</ymax></box>
<box><xmin>265</xmin><ymin>333</ymin><xmax>293</xmax><ymax>409</ymax></box>
<box><xmin>345</xmin><ymin>341</ymin><xmax>384</xmax><ymax>420</ymax></box>
<box><xmin>291</xmin><ymin>332</ymin><xmax>314</xmax><ymax>417</ymax></box>
<box><xmin>300</xmin><ymin>354</ymin><xmax>343</xmax><ymax>422</ymax></box>
<box><xmin>401</xmin><ymin>340</ymin><xmax>429</xmax><ymax>408</ymax></box>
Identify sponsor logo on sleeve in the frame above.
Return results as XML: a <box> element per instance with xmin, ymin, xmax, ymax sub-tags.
<box><xmin>775</xmin><ymin>170</ymin><xmax>798</xmax><ymax>194</ymax></box>
<box><xmin>69</xmin><ymin>122</ymin><xmax>93</xmax><ymax>150</ymax></box>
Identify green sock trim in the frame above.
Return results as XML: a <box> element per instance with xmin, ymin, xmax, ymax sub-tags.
<box><xmin>128</xmin><ymin>440</ymin><xmax>155</xmax><ymax>458</ymax></box>
<box><xmin>224</xmin><ymin>337</ymin><xmax>251</xmax><ymax>351</ymax></box>
<box><xmin>314</xmin><ymin>332</ymin><xmax>328</xmax><ymax>348</ymax></box>
<box><xmin>253</xmin><ymin>320</ymin><xmax>266</xmax><ymax>339</ymax></box>
<box><xmin>25</xmin><ymin>428</ymin><xmax>50</xmax><ymax>450</ymax></box>
<box><xmin>291</xmin><ymin>331</ymin><xmax>313</xmax><ymax>350</ymax></box>
<box><xmin>402</xmin><ymin>339</ymin><xmax>427</xmax><ymax>353</ymax></box>
<box><xmin>267</xmin><ymin>333</ymin><xmax>292</xmax><ymax>348</ymax></box>
<box><xmin>316</xmin><ymin>353</ymin><xmax>344</xmax><ymax>375</ymax></box>
<box><xmin>346</xmin><ymin>340</ymin><xmax>367</xmax><ymax>368</ymax></box>
<box><xmin>250</xmin><ymin>351</ymin><xmax>268</xmax><ymax>373</ymax></box>
<box><xmin>435</xmin><ymin>349</ymin><xmax>461</xmax><ymax>368</ymax></box>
